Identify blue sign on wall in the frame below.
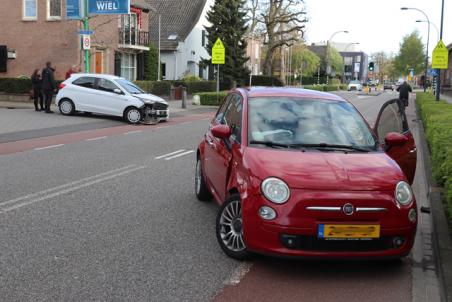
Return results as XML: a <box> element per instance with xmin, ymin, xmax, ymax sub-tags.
<box><xmin>66</xmin><ymin>0</ymin><xmax>83</xmax><ymax>19</ymax></box>
<box><xmin>88</xmin><ymin>0</ymin><xmax>130</xmax><ymax>15</ymax></box>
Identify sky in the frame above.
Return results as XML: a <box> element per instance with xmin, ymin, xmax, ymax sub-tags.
<box><xmin>303</xmin><ymin>0</ymin><xmax>451</xmax><ymax>57</ymax></box>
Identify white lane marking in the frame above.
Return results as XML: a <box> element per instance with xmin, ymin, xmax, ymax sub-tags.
<box><xmin>155</xmin><ymin>149</ymin><xmax>186</xmax><ymax>159</ymax></box>
<box><xmin>164</xmin><ymin>150</ymin><xmax>194</xmax><ymax>160</ymax></box>
<box><xmin>86</xmin><ymin>136</ymin><xmax>107</xmax><ymax>141</ymax></box>
<box><xmin>125</xmin><ymin>130</ymin><xmax>142</xmax><ymax>135</ymax></box>
<box><xmin>156</xmin><ymin>126</ymin><xmax>170</xmax><ymax>129</ymax></box>
<box><xmin>224</xmin><ymin>262</ymin><xmax>253</xmax><ymax>285</ymax></box>
<box><xmin>179</xmin><ymin>121</ymin><xmax>192</xmax><ymax>125</ymax></box>
<box><xmin>202</xmin><ymin>117</ymin><xmax>212</xmax><ymax>121</ymax></box>
<box><xmin>0</xmin><ymin>165</ymin><xmax>137</xmax><ymax>208</ymax></box>
<box><xmin>33</xmin><ymin>144</ymin><xmax>64</xmax><ymax>151</ymax></box>
<box><xmin>0</xmin><ymin>166</ymin><xmax>146</xmax><ymax>214</ymax></box>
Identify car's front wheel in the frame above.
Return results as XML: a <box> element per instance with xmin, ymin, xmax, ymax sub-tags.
<box><xmin>195</xmin><ymin>158</ymin><xmax>211</xmax><ymax>201</ymax></box>
<box><xmin>216</xmin><ymin>194</ymin><xmax>250</xmax><ymax>260</ymax></box>
<box><xmin>59</xmin><ymin>98</ymin><xmax>75</xmax><ymax>115</ymax></box>
<box><xmin>124</xmin><ymin>107</ymin><xmax>142</xmax><ymax>124</ymax></box>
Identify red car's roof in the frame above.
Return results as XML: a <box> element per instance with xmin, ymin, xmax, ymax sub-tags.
<box><xmin>238</xmin><ymin>87</ymin><xmax>345</xmax><ymax>102</ymax></box>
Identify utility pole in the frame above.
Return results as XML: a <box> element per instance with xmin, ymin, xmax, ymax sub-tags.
<box><xmin>83</xmin><ymin>0</ymin><xmax>90</xmax><ymax>72</ymax></box>
<box><xmin>436</xmin><ymin>0</ymin><xmax>445</xmax><ymax>101</ymax></box>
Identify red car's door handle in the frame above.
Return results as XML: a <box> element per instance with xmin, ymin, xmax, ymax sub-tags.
<box><xmin>409</xmin><ymin>147</ymin><xmax>417</xmax><ymax>153</ymax></box>
<box><xmin>205</xmin><ymin>135</ymin><xmax>214</xmax><ymax>146</ymax></box>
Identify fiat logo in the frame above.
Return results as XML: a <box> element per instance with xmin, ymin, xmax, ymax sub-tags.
<box><xmin>343</xmin><ymin>203</ymin><xmax>354</xmax><ymax>215</ymax></box>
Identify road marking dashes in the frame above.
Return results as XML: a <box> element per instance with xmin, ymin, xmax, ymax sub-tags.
<box><xmin>86</xmin><ymin>136</ymin><xmax>107</xmax><ymax>141</ymax></box>
<box><xmin>155</xmin><ymin>149</ymin><xmax>186</xmax><ymax>159</ymax></box>
<box><xmin>33</xmin><ymin>144</ymin><xmax>64</xmax><ymax>151</ymax></box>
<box><xmin>164</xmin><ymin>150</ymin><xmax>194</xmax><ymax>160</ymax></box>
<box><xmin>124</xmin><ymin>130</ymin><xmax>142</xmax><ymax>135</ymax></box>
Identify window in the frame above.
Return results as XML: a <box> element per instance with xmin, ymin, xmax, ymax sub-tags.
<box><xmin>47</xmin><ymin>0</ymin><xmax>61</xmax><ymax>20</ymax></box>
<box><xmin>120</xmin><ymin>53</ymin><xmax>137</xmax><ymax>81</ymax></box>
<box><xmin>23</xmin><ymin>0</ymin><xmax>37</xmax><ymax>20</ymax></box>
<box><xmin>356</xmin><ymin>56</ymin><xmax>361</xmax><ymax>63</ymax></box>
<box><xmin>161</xmin><ymin>63</ymin><xmax>166</xmax><ymax>80</ymax></box>
<box><xmin>222</xmin><ymin>94</ymin><xmax>243</xmax><ymax>142</ymax></box>
<box><xmin>97</xmin><ymin>79</ymin><xmax>119</xmax><ymax>93</ymax></box>
<box><xmin>344</xmin><ymin>57</ymin><xmax>353</xmax><ymax>65</ymax></box>
<box><xmin>376</xmin><ymin>100</ymin><xmax>406</xmax><ymax>144</ymax></box>
<box><xmin>73</xmin><ymin>77</ymin><xmax>96</xmax><ymax>89</ymax></box>
<box><xmin>202</xmin><ymin>30</ymin><xmax>206</xmax><ymax>47</ymax></box>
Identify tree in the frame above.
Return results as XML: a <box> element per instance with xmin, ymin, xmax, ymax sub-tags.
<box><xmin>291</xmin><ymin>45</ymin><xmax>320</xmax><ymax>76</ymax></box>
<box><xmin>250</xmin><ymin>0</ymin><xmax>307</xmax><ymax>76</ymax></box>
<box><xmin>145</xmin><ymin>43</ymin><xmax>159</xmax><ymax>81</ymax></box>
<box><xmin>393</xmin><ymin>31</ymin><xmax>424</xmax><ymax>76</ymax></box>
<box><xmin>371</xmin><ymin>52</ymin><xmax>395</xmax><ymax>82</ymax></box>
<box><xmin>204</xmin><ymin>0</ymin><xmax>250</xmax><ymax>88</ymax></box>
<box><xmin>328</xmin><ymin>47</ymin><xmax>344</xmax><ymax>77</ymax></box>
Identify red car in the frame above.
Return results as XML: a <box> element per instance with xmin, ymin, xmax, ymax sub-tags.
<box><xmin>195</xmin><ymin>87</ymin><xmax>417</xmax><ymax>260</ymax></box>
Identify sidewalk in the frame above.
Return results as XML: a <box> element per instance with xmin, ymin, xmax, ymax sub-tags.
<box><xmin>441</xmin><ymin>94</ymin><xmax>452</xmax><ymax>104</ymax></box>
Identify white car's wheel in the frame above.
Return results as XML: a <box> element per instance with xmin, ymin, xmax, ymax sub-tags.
<box><xmin>59</xmin><ymin>98</ymin><xmax>75</xmax><ymax>116</ymax></box>
<box><xmin>124</xmin><ymin>107</ymin><xmax>142</xmax><ymax>124</ymax></box>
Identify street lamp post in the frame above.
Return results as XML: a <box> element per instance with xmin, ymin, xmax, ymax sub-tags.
<box><xmin>416</xmin><ymin>20</ymin><xmax>439</xmax><ymax>43</ymax></box>
<box><xmin>326</xmin><ymin>30</ymin><xmax>348</xmax><ymax>85</ymax></box>
<box><xmin>342</xmin><ymin>42</ymin><xmax>359</xmax><ymax>83</ymax></box>
<box><xmin>401</xmin><ymin>7</ymin><xmax>430</xmax><ymax>92</ymax></box>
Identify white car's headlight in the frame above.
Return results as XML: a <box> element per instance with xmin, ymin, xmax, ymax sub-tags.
<box><xmin>395</xmin><ymin>181</ymin><xmax>413</xmax><ymax>205</ymax></box>
<box><xmin>261</xmin><ymin>177</ymin><xmax>290</xmax><ymax>204</ymax></box>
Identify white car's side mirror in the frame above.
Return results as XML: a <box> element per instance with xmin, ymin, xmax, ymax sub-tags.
<box><xmin>113</xmin><ymin>88</ymin><xmax>122</xmax><ymax>94</ymax></box>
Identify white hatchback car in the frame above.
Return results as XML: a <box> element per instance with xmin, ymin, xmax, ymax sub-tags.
<box><xmin>347</xmin><ymin>80</ymin><xmax>363</xmax><ymax>91</ymax></box>
<box><xmin>56</xmin><ymin>74</ymin><xmax>169</xmax><ymax>124</ymax></box>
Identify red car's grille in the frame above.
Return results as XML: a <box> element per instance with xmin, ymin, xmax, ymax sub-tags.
<box><xmin>280</xmin><ymin>234</ymin><xmax>401</xmax><ymax>252</ymax></box>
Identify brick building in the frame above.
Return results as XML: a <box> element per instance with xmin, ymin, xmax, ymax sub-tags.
<box><xmin>0</xmin><ymin>0</ymin><xmax>151</xmax><ymax>80</ymax></box>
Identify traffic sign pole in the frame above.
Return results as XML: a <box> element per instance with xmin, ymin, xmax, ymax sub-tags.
<box><xmin>436</xmin><ymin>0</ymin><xmax>445</xmax><ymax>101</ymax></box>
<box><xmin>83</xmin><ymin>0</ymin><xmax>90</xmax><ymax>73</ymax></box>
<box><xmin>216</xmin><ymin>65</ymin><xmax>220</xmax><ymax>95</ymax></box>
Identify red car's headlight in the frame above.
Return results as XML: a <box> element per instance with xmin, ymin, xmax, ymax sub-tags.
<box><xmin>395</xmin><ymin>181</ymin><xmax>413</xmax><ymax>206</ymax></box>
<box><xmin>261</xmin><ymin>177</ymin><xmax>290</xmax><ymax>204</ymax></box>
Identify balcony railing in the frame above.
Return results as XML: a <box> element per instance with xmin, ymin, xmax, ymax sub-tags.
<box><xmin>119</xmin><ymin>29</ymin><xmax>149</xmax><ymax>48</ymax></box>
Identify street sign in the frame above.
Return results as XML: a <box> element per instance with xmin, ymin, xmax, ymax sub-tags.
<box><xmin>211</xmin><ymin>38</ymin><xmax>225</xmax><ymax>65</ymax></box>
<box><xmin>88</xmin><ymin>0</ymin><xmax>130</xmax><ymax>15</ymax></box>
<box><xmin>66</xmin><ymin>0</ymin><xmax>83</xmax><ymax>19</ymax></box>
<box><xmin>82</xmin><ymin>35</ymin><xmax>91</xmax><ymax>50</ymax></box>
<box><xmin>78</xmin><ymin>30</ymin><xmax>94</xmax><ymax>35</ymax></box>
<box><xmin>432</xmin><ymin>40</ymin><xmax>449</xmax><ymax>69</ymax></box>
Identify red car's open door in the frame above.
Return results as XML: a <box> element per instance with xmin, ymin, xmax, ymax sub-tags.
<box><xmin>374</xmin><ymin>99</ymin><xmax>417</xmax><ymax>184</ymax></box>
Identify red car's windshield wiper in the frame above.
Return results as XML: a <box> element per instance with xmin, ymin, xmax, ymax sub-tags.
<box><xmin>249</xmin><ymin>141</ymin><xmax>372</xmax><ymax>152</ymax></box>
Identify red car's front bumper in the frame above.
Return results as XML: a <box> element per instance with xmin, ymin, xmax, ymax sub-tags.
<box><xmin>241</xmin><ymin>190</ymin><xmax>417</xmax><ymax>258</ymax></box>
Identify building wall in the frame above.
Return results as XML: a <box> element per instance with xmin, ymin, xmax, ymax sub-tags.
<box><xmin>0</xmin><ymin>0</ymin><xmax>150</xmax><ymax>80</ymax></box>
<box><xmin>0</xmin><ymin>0</ymin><xmax>79</xmax><ymax>80</ymax></box>
<box><xmin>246</xmin><ymin>36</ymin><xmax>262</xmax><ymax>75</ymax></box>
<box><xmin>340</xmin><ymin>51</ymin><xmax>368</xmax><ymax>82</ymax></box>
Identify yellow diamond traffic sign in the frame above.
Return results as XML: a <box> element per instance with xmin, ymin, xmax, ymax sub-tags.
<box><xmin>212</xmin><ymin>38</ymin><xmax>225</xmax><ymax>65</ymax></box>
<box><xmin>432</xmin><ymin>40</ymin><xmax>449</xmax><ymax>69</ymax></box>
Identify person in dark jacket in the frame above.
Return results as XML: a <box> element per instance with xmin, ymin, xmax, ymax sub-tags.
<box><xmin>42</xmin><ymin>61</ymin><xmax>56</xmax><ymax>113</ymax></box>
<box><xmin>31</xmin><ymin>69</ymin><xmax>44</xmax><ymax>111</ymax></box>
<box><xmin>396</xmin><ymin>81</ymin><xmax>412</xmax><ymax>107</ymax></box>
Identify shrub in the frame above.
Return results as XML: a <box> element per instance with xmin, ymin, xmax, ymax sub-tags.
<box><xmin>134</xmin><ymin>81</ymin><xmax>172</xmax><ymax>96</ymax></box>
<box><xmin>416</xmin><ymin>92</ymin><xmax>452</xmax><ymax>225</ymax></box>
<box><xmin>302</xmin><ymin>84</ymin><xmax>345</xmax><ymax>92</ymax></box>
<box><xmin>181</xmin><ymin>75</ymin><xmax>202</xmax><ymax>82</ymax></box>
<box><xmin>196</xmin><ymin>91</ymin><xmax>228</xmax><ymax>106</ymax></box>
<box><xmin>185</xmin><ymin>81</ymin><xmax>216</xmax><ymax>94</ymax></box>
<box><xmin>0</xmin><ymin>78</ymin><xmax>33</xmax><ymax>94</ymax></box>
<box><xmin>248</xmin><ymin>75</ymin><xmax>283</xmax><ymax>87</ymax></box>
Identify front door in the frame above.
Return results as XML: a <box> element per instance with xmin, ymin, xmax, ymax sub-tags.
<box><xmin>95</xmin><ymin>52</ymin><xmax>103</xmax><ymax>74</ymax></box>
<box><xmin>204</xmin><ymin>93</ymin><xmax>243</xmax><ymax>202</ymax></box>
<box><xmin>374</xmin><ymin>99</ymin><xmax>417</xmax><ymax>184</ymax></box>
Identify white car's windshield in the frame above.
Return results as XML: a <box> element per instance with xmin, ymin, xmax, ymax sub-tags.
<box><xmin>116</xmin><ymin>79</ymin><xmax>145</xmax><ymax>94</ymax></box>
<box><xmin>248</xmin><ymin>97</ymin><xmax>377</xmax><ymax>151</ymax></box>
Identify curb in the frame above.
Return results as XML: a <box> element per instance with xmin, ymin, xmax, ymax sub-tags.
<box><xmin>416</xmin><ymin>101</ymin><xmax>452</xmax><ymax>302</ymax></box>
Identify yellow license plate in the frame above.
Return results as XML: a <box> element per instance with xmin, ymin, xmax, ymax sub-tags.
<box><xmin>318</xmin><ymin>224</ymin><xmax>380</xmax><ymax>239</ymax></box>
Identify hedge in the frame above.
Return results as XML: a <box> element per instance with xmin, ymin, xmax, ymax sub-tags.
<box><xmin>196</xmin><ymin>91</ymin><xmax>228</xmax><ymax>106</ymax></box>
<box><xmin>416</xmin><ymin>92</ymin><xmax>452</xmax><ymax>226</ymax></box>
<box><xmin>134</xmin><ymin>80</ymin><xmax>172</xmax><ymax>96</ymax></box>
<box><xmin>302</xmin><ymin>84</ymin><xmax>347</xmax><ymax>92</ymax></box>
<box><xmin>0</xmin><ymin>78</ymin><xmax>33</xmax><ymax>94</ymax></box>
<box><xmin>248</xmin><ymin>75</ymin><xmax>284</xmax><ymax>87</ymax></box>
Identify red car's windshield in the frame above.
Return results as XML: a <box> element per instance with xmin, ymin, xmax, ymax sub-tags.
<box><xmin>248</xmin><ymin>97</ymin><xmax>377</xmax><ymax>150</ymax></box>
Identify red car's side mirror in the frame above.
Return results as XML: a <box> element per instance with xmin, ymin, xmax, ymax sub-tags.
<box><xmin>211</xmin><ymin>124</ymin><xmax>232</xmax><ymax>139</ymax></box>
<box><xmin>385</xmin><ymin>132</ymin><xmax>408</xmax><ymax>147</ymax></box>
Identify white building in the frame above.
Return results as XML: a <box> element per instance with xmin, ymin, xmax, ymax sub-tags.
<box><xmin>149</xmin><ymin>0</ymin><xmax>213</xmax><ymax>80</ymax></box>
